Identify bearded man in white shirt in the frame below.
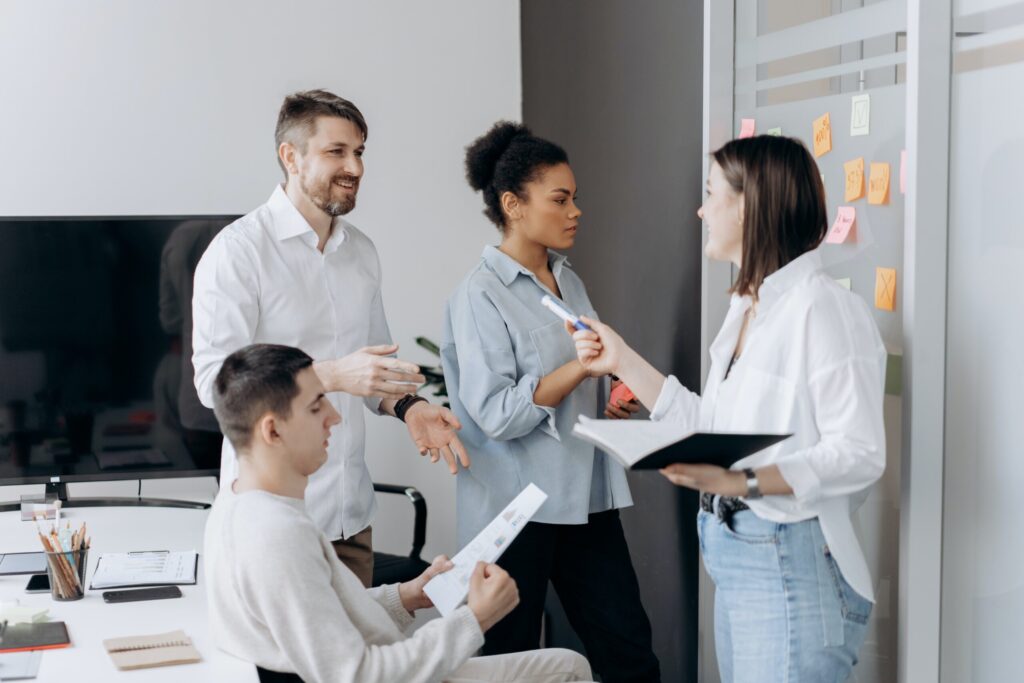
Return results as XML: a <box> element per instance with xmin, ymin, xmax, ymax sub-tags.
<box><xmin>193</xmin><ymin>89</ymin><xmax>469</xmax><ymax>587</ymax></box>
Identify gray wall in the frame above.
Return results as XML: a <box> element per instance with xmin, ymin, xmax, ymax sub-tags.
<box><xmin>521</xmin><ymin>2</ymin><xmax>705</xmax><ymax>681</ymax></box>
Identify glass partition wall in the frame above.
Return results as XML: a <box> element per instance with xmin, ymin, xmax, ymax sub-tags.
<box><xmin>941</xmin><ymin>1</ymin><xmax>1024</xmax><ymax>681</ymax></box>
<box><xmin>702</xmin><ymin>2</ymin><xmax>907</xmax><ymax>681</ymax></box>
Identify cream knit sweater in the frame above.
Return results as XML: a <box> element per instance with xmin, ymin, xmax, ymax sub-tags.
<box><xmin>204</xmin><ymin>487</ymin><xmax>484</xmax><ymax>682</ymax></box>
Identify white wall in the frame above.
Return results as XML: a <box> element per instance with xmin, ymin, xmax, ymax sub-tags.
<box><xmin>0</xmin><ymin>0</ymin><xmax>522</xmax><ymax>561</ymax></box>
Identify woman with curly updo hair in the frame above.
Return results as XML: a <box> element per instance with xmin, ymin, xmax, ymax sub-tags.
<box><xmin>440</xmin><ymin>122</ymin><xmax>660</xmax><ymax>682</ymax></box>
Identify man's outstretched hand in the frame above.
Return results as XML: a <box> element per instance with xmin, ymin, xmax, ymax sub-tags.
<box><xmin>403</xmin><ymin>402</ymin><xmax>471</xmax><ymax>474</ymax></box>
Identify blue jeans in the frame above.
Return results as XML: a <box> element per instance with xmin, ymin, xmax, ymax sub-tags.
<box><xmin>698</xmin><ymin>509</ymin><xmax>871</xmax><ymax>683</ymax></box>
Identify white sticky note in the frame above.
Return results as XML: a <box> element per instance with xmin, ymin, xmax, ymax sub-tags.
<box><xmin>850</xmin><ymin>94</ymin><xmax>870</xmax><ymax>136</ymax></box>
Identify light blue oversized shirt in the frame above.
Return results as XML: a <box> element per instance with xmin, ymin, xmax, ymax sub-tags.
<box><xmin>442</xmin><ymin>245</ymin><xmax>633</xmax><ymax>545</ymax></box>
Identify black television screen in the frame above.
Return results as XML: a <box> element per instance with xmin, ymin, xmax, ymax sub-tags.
<box><xmin>0</xmin><ymin>217</ymin><xmax>238</xmax><ymax>485</ymax></box>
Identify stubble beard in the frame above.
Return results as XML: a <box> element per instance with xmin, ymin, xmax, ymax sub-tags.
<box><xmin>301</xmin><ymin>171</ymin><xmax>357</xmax><ymax>217</ymax></box>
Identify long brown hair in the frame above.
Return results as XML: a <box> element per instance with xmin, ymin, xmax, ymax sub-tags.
<box><xmin>712</xmin><ymin>136</ymin><xmax>827</xmax><ymax>299</ymax></box>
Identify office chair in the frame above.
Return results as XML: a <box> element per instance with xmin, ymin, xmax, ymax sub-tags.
<box><xmin>370</xmin><ymin>482</ymin><xmax>430</xmax><ymax>586</ymax></box>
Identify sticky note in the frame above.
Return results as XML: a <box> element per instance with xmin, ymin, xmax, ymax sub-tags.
<box><xmin>900</xmin><ymin>149</ymin><xmax>907</xmax><ymax>194</ymax></box>
<box><xmin>844</xmin><ymin>158</ymin><xmax>865</xmax><ymax>202</ymax></box>
<box><xmin>813</xmin><ymin>113</ymin><xmax>832</xmax><ymax>157</ymax></box>
<box><xmin>885</xmin><ymin>353</ymin><xmax>903</xmax><ymax>395</ymax></box>
<box><xmin>868</xmin><ymin>162</ymin><xmax>891</xmax><ymax>205</ymax></box>
<box><xmin>827</xmin><ymin>206</ymin><xmax>857</xmax><ymax>244</ymax></box>
<box><xmin>875</xmin><ymin>267</ymin><xmax>896</xmax><ymax>311</ymax></box>
<box><xmin>835</xmin><ymin>277</ymin><xmax>852</xmax><ymax>290</ymax></box>
<box><xmin>739</xmin><ymin>118</ymin><xmax>756</xmax><ymax>138</ymax></box>
<box><xmin>766</xmin><ymin>127</ymin><xmax>783</xmax><ymax>136</ymax></box>
<box><xmin>850</xmin><ymin>94</ymin><xmax>871</xmax><ymax>136</ymax></box>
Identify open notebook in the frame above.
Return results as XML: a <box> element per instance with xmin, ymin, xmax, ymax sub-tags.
<box><xmin>103</xmin><ymin>630</ymin><xmax>201</xmax><ymax>670</ymax></box>
<box><xmin>572</xmin><ymin>416</ymin><xmax>790</xmax><ymax>469</ymax></box>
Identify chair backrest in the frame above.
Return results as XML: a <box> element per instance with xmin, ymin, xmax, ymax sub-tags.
<box><xmin>256</xmin><ymin>666</ymin><xmax>304</xmax><ymax>683</ymax></box>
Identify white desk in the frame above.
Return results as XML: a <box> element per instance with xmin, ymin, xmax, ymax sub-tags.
<box><xmin>0</xmin><ymin>505</ymin><xmax>257</xmax><ymax>682</ymax></box>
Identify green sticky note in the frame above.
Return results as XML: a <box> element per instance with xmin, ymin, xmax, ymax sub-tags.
<box><xmin>885</xmin><ymin>353</ymin><xmax>902</xmax><ymax>396</ymax></box>
<box><xmin>835</xmin><ymin>277</ymin><xmax>852</xmax><ymax>290</ymax></box>
<box><xmin>766</xmin><ymin>127</ymin><xmax>783</xmax><ymax>136</ymax></box>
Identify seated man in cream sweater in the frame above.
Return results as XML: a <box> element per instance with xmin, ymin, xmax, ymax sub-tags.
<box><xmin>204</xmin><ymin>343</ymin><xmax>593</xmax><ymax>683</ymax></box>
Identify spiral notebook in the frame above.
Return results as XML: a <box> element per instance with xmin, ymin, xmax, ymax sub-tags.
<box><xmin>103</xmin><ymin>630</ymin><xmax>201</xmax><ymax>670</ymax></box>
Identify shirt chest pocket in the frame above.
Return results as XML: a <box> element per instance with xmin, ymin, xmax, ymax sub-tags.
<box><xmin>527</xmin><ymin>320</ymin><xmax>577</xmax><ymax>377</ymax></box>
<box><xmin>719</xmin><ymin>367</ymin><xmax>798</xmax><ymax>433</ymax></box>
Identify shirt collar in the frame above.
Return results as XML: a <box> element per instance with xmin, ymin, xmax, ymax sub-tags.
<box><xmin>748</xmin><ymin>248</ymin><xmax>824</xmax><ymax>312</ymax></box>
<box><xmin>266</xmin><ymin>184</ymin><xmax>349</xmax><ymax>251</ymax></box>
<box><xmin>481</xmin><ymin>245</ymin><xmax>570</xmax><ymax>286</ymax></box>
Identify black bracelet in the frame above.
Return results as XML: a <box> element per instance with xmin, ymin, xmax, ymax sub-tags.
<box><xmin>394</xmin><ymin>394</ymin><xmax>428</xmax><ymax>422</ymax></box>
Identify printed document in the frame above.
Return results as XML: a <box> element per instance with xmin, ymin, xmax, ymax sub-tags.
<box><xmin>90</xmin><ymin>550</ymin><xmax>198</xmax><ymax>589</ymax></box>
<box><xmin>424</xmin><ymin>484</ymin><xmax>547</xmax><ymax>616</ymax></box>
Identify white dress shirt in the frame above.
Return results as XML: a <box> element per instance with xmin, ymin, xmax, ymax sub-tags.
<box><xmin>650</xmin><ymin>249</ymin><xmax>886</xmax><ymax>601</ymax></box>
<box><xmin>192</xmin><ymin>185</ymin><xmax>391</xmax><ymax>539</ymax></box>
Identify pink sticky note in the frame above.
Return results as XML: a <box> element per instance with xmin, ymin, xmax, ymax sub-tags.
<box><xmin>827</xmin><ymin>206</ymin><xmax>857</xmax><ymax>244</ymax></box>
<box><xmin>739</xmin><ymin>118</ymin><xmax>756</xmax><ymax>138</ymax></box>
<box><xmin>900</xmin><ymin>149</ymin><xmax>907</xmax><ymax>194</ymax></box>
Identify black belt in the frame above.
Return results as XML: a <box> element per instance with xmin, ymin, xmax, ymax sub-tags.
<box><xmin>700</xmin><ymin>491</ymin><xmax>749</xmax><ymax>522</ymax></box>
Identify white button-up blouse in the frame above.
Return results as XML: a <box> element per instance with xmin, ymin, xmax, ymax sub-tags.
<box><xmin>651</xmin><ymin>249</ymin><xmax>886</xmax><ymax>601</ymax></box>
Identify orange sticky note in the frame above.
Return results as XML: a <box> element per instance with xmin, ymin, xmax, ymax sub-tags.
<box><xmin>739</xmin><ymin>118</ymin><xmax>756</xmax><ymax>138</ymax></box>
<box><xmin>875</xmin><ymin>267</ymin><xmax>896</xmax><ymax>311</ymax></box>
<box><xmin>868</xmin><ymin>162</ymin><xmax>891</xmax><ymax>205</ymax></box>
<box><xmin>844</xmin><ymin>158</ymin><xmax>865</xmax><ymax>202</ymax></box>
<box><xmin>813</xmin><ymin>113</ymin><xmax>832</xmax><ymax>157</ymax></box>
<box><xmin>900</xmin><ymin>149</ymin><xmax>907</xmax><ymax>194</ymax></box>
<box><xmin>827</xmin><ymin>206</ymin><xmax>857</xmax><ymax>244</ymax></box>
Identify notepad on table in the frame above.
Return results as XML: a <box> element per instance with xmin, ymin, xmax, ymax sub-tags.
<box><xmin>103</xmin><ymin>630</ymin><xmax>201</xmax><ymax>670</ymax></box>
<box><xmin>90</xmin><ymin>550</ymin><xmax>198</xmax><ymax>589</ymax></box>
<box><xmin>571</xmin><ymin>416</ymin><xmax>791</xmax><ymax>470</ymax></box>
<box><xmin>0</xmin><ymin>621</ymin><xmax>70</xmax><ymax>653</ymax></box>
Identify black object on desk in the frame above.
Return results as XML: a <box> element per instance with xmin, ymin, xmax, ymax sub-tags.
<box><xmin>102</xmin><ymin>586</ymin><xmax>183</xmax><ymax>603</ymax></box>
<box><xmin>0</xmin><ymin>621</ymin><xmax>71</xmax><ymax>653</ymax></box>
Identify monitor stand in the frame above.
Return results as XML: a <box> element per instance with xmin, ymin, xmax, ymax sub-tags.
<box><xmin>0</xmin><ymin>481</ymin><xmax>211</xmax><ymax>513</ymax></box>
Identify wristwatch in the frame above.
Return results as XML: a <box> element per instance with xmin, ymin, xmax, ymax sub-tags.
<box><xmin>742</xmin><ymin>468</ymin><xmax>763</xmax><ymax>500</ymax></box>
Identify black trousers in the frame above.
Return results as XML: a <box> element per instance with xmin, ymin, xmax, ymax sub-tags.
<box><xmin>482</xmin><ymin>509</ymin><xmax>660</xmax><ymax>683</ymax></box>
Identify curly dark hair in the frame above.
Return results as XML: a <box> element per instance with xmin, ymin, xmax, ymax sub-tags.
<box><xmin>464</xmin><ymin>121</ymin><xmax>569</xmax><ymax>230</ymax></box>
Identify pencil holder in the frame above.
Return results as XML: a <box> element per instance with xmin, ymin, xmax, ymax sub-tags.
<box><xmin>45</xmin><ymin>547</ymin><xmax>88</xmax><ymax>601</ymax></box>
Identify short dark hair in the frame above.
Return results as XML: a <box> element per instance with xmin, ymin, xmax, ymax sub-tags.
<box><xmin>464</xmin><ymin>121</ymin><xmax>569</xmax><ymax>230</ymax></box>
<box><xmin>712</xmin><ymin>136</ymin><xmax>828</xmax><ymax>299</ymax></box>
<box><xmin>275</xmin><ymin>89</ymin><xmax>368</xmax><ymax>177</ymax></box>
<box><xmin>212</xmin><ymin>344</ymin><xmax>314</xmax><ymax>451</ymax></box>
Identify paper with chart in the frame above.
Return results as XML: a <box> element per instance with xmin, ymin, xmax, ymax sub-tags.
<box><xmin>90</xmin><ymin>550</ymin><xmax>198</xmax><ymax>589</ymax></box>
<box><xmin>424</xmin><ymin>484</ymin><xmax>547</xmax><ymax>616</ymax></box>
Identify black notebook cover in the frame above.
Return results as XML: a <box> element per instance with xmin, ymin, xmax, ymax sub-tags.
<box><xmin>0</xmin><ymin>621</ymin><xmax>71</xmax><ymax>653</ymax></box>
<box><xmin>630</xmin><ymin>432</ymin><xmax>792</xmax><ymax>470</ymax></box>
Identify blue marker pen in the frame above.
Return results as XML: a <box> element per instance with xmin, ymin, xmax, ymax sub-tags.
<box><xmin>541</xmin><ymin>295</ymin><xmax>593</xmax><ymax>331</ymax></box>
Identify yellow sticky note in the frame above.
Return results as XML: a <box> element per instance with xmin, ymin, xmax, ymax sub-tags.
<box><xmin>875</xmin><ymin>267</ymin><xmax>896</xmax><ymax>311</ymax></box>
<box><xmin>813</xmin><ymin>113</ymin><xmax>832</xmax><ymax>157</ymax></box>
<box><xmin>868</xmin><ymin>162</ymin><xmax>891</xmax><ymax>205</ymax></box>
<box><xmin>844</xmin><ymin>158</ymin><xmax>865</xmax><ymax>202</ymax></box>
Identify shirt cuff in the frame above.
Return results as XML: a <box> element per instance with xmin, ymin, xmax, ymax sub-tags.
<box><xmin>517</xmin><ymin>373</ymin><xmax>560</xmax><ymax>441</ymax></box>
<box><xmin>775</xmin><ymin>453</ymin><xmax>823</xmax><ymax>504</ymax></box>
<box><xmin>649</xmin><ymin>375</ymin><xmax>683</xmax><ymax>422</ymax></box>
<box><xmin>378</xmin><ymin>583</ymin><xmax>416</xmax><ymax>631</ymax></box>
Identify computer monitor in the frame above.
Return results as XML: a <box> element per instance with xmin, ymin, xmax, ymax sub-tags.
<box><xmin>0</xmin><ymin>216</ymin><xmax>238</xmax><ymax>508</ymax></box>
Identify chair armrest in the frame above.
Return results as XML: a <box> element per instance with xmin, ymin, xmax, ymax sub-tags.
<box><xmin>372</xmin><ymin>483</ymin><xmax>427</xmax><ymax>560</ymax></box>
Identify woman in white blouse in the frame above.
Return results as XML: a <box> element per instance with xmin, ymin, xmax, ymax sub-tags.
<box><xmin>570</xmin><ymin>136</ymin><xmax>886</xmax><ymax>682</ymax></box>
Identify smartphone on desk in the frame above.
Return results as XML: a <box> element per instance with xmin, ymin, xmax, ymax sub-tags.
<box><xmin>102</xmin><ymin>586</ymin><xmax>183</xmax><ymax>603</ymax></box>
